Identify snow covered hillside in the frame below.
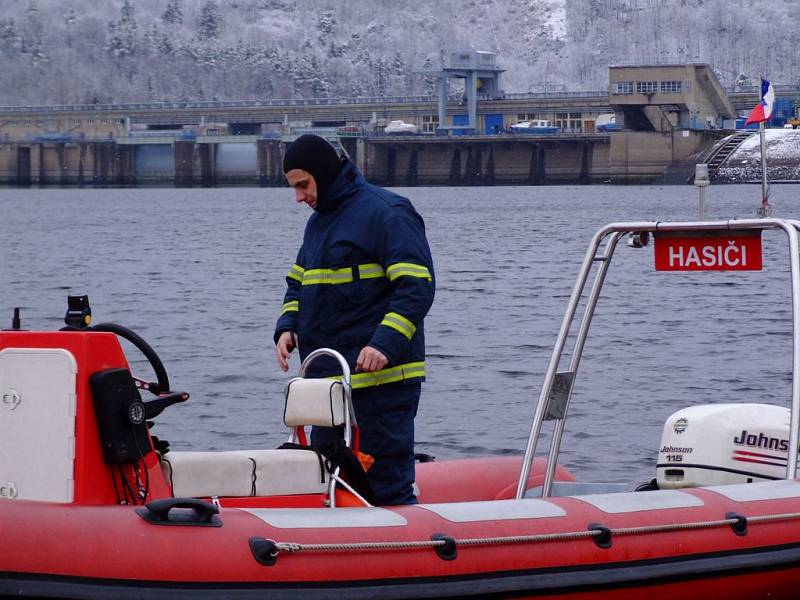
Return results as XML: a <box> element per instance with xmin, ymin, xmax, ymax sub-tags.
<box><xmin>0</xmin><ymin>0</ymin><xmax>793</xmax><ymax>105</ymax></box>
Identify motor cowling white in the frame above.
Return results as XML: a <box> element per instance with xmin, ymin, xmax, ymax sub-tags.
<box><xmin>657</xmin><ymin>403</ymin><xmax>792</xmax><ymax>489</ymax></box>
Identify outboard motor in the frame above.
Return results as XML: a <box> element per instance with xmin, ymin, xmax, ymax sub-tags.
<box><xmin>657</xmin><ymin>403</ymin><xmax>791</xmax><ymax>489</ymax></box>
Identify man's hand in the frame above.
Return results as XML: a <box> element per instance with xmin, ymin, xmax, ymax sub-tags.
<box><xmin>356</xmin><ymin>346</ymin><xmax>388</xmax><ymax>373</ymax></box>
<box><xmin>276</xmin><ymin>331</ymin><xmax>298</xmax><ymax>372</ymax></box>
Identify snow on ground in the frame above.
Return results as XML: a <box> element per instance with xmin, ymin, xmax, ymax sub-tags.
<box><xmin>730</xmin><ymin>129</ymin><xmax>800</xmax><ymax>162</ymax></box>
<box><xmin>717</xmin><ymin>129</ymin><xmax>800</xmax><ymax>183</ymax></box>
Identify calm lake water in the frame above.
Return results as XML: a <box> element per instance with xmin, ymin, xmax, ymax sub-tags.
<box><xmin>1</xmin><ymin>183</ymin><xmax>797</xmax><ymax>485</ymax></box>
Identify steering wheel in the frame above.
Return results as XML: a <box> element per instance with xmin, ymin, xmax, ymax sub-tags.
<box><xmin>92</xmin><ymin>322</ymin><xmax>170</xmax><ymax>396</ymax></box>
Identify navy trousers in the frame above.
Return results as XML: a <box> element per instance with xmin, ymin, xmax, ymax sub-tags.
<box><xmin>311</xmin><ymin>382</ymin><xmax>420</xmax><ymax>506</ymax></box>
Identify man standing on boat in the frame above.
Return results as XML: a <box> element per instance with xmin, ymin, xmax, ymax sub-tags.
<box><xmin>274</xmin><ymin>134</ymin><xmax>435</xmax><ymax>506</ymax></box>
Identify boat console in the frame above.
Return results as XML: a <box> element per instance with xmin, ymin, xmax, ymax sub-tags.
<box><xmin>0</xmin><ymin>315</ymin><xmax>381</xmax><ymax>508</ymax></box>
<box><xmin>0</xmin><ymin>307</ymin><xmax>550</xmax><ymax>509</ymax></box>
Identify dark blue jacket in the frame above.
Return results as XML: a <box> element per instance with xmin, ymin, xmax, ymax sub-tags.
<box><xmin>275</xmin><ymin>160</ymin><xmax>435</xmax><ymax>388</ymax></box>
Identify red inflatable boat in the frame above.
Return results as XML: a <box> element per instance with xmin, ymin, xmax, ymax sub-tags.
<box><xmin>4</xmin><ymin>218</ymin><xmax>800</xmax><ymax>599</ymax></box>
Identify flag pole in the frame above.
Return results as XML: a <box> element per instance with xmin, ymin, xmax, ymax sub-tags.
<box><xmin>758</xmin><ymin>120</ymin><xmax>771</xmax><ymax>216</ymax></box>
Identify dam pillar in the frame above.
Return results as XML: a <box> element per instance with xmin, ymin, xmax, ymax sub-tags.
<box><xmin>55</xmin><ymin>143</ymin><xmax>67</xmax><ymax>186</ymax></box>
<box><xmin>77</xmin><ymin>142</ymin><xmax>86</xmax><ymax>187</ymax></box>
<box><xmin>257</xmin><ymin>139</ymin><xmax>268</xmax><ymax>187</ymax></box>
<box><xmin>115</xmin><ymin>145</ymin><xmax>136</xmax><ymax>186</ymax></box>
<box><xmin>385</xmin><ymin>146</ymin><xmax>397</xmax><ymax>187</ymax></box>
<box><xmin>468</xmin><ymin>145</ymin><xmax>483</xmax><ymax>184</ymax></box>
<box><xmin>528</xmin><ymin>144</ymin><xmax>546</xmax><ymax>185</ymax></box>
<box><xmin>35</xmin><ymin>144</ymin><xmax>45</xmax><ymax>186</ymax></box>
<box><xmin>92</xmin><ymin>142</ymin><xmax>115</xmax><ymax>186</ymax></box>
<box><xmin>268</xmin><ymin>140</ymin><xmax>283</xmax><ymax>185</ymax></box>
<box><xmin>256</xmin><ymin>139</ymin><xmax>283</xmax><ymax>187</ymax></box>
<box><xmin>198</xmin><ymin>142</ymin><xmax>216</xmax><ymax>187</ymax></box>
<box><xmin>580</xmin><ymin>140</ymin><xmax>593</xmax><ymax>185</ymax></box>
<box><xmin>538</xmin><ymin>146</ymin><xmax>547</xmax><ymax>183</ymax></box>
<box><xmin>174</xmin><ymin>140</ymin><xmax>194</xmax><ymax>187</ymax></box>
<box><xmin>406</xmin><ymin>148</ymin><xmax>418</xmax><ymax>186</ymax></box>
<box><xmin>527</xmin><ymin>143</ymin><xmax>548</xmax><ymax>185</ymax></box>
<box><xmin>527</xmin><ymin>144</ymin><xmax>537</xmax><ymax>184</ymax></box>
<box><xmin>484</xmin><ymin>147</ymin><xmax>495</xmax><ymax>185</ymax></box>
<box><xmin>16</xmin><ymin>146</ymin><xmax>31</xmax><ymax>187</ymax></box>
<box><xmin>449</xmin><ymin>148</ymin><xmax>462</xmax><ymax>184</ymax></box>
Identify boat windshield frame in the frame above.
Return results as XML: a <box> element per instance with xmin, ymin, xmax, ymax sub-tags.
<box><xmin>515</xmin><ymin>218</ymin><xmax>800</xmax><ymax>499</ymax></box>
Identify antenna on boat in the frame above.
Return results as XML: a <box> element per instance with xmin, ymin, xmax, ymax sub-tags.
<box><xmin>694</xmin><ymin>163</ymin><xmax>710</xmax><ymax>220</ymax></box>
<box><xmin>3</xmin><ymin>307</ymin><xmax>25</xmax><ymax>331</ymax></box>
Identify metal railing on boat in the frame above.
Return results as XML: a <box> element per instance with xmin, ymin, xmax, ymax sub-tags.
<box><xmin>516</xmin><ymin>219</ymin><xmax>800</xmax><ymax>499</ymax></box>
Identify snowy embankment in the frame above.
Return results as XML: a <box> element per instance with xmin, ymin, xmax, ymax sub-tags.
<box><xmin>716</xmin><ymin>129</ymin><xmax>800</xmax><ymax>183</ymax></box>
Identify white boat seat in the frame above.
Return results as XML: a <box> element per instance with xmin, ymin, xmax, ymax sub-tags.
<box><xmin>283</xmin><ymin>377</ymin><xmax>346</xmax><ymax>427</ymax></box>
<box><xmin>161</xmin><ymin>449</ymin><xmax>328</xmax><ymax>498</ymax></box>
<box><xmin>161</xmin><ymin>375</ymin><xmax>354</xmax><ymax>500</ymax></box>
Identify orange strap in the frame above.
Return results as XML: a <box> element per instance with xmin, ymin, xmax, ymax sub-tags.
<box><xmin>356</xmin><ymin>450</ymin><xmax>374</xmax><ymax>472</ymax></box>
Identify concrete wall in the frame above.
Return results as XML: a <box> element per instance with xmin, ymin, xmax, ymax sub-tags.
<box><xmin>0</xmin><ymin>141</ymin><xmax>136</xmax><ymax>186</ymax></box>
<box><xmin>609</xmin><ymin>130</ymin><xmax>718</xmax><ymax>182</ymax></box>
<box><xmin>0</xmin><ymin>144</ymin><xmax>20</xmax><ymax>183</ymax></box>
<box><xmin>362</xmin><ymin>137</ymin><xmax>611</xmax><ymax>185</ymax></box>
<box><xmin>0</xmin><ymin>133</ymin><xmax>717</xmax><ymax>187</ymax></box>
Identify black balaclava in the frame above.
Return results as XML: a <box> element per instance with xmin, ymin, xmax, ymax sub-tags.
<box><xmin>283</xmin><ymin>134</ymin><xmax>344</xmax><ymax>212</ymax></box>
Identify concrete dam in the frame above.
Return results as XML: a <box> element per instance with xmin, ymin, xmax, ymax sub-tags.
<box><xmin>0</xmin><ymin>129</ymin><xmax>727</xmax><ymax>187</ymax></box>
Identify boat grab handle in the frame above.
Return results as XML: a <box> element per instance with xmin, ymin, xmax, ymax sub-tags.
<box><xmin>136</xmin><ymin>497</ymin><xmax>222</xmax><ymax>527</ymax></box>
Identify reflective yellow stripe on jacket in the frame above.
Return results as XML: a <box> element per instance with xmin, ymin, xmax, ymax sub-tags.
<box><xmin>380</xmin><ymin>312</ymin><xmax>416</xmax><ymax>340</ymax></box>
<box><xmin>302</xmin><ymin>267</ymin><xmax>354</xmax><ymax>285</ymax></box>
<box><xmin>293</xmin><ymin>262</ymin><xmax>430</xmax><ymax>286</ymax></box>
<box><xmin>299</xmin><ymin>263</ymin><xmax>385</xmax><ymax>285</ymax></box>
<box><xmin>280</xmin><ymin>300</ymin><xmax>299</xmax><ymax>315</ymax></box>
<box><xmin>358</xmin><ymin>263</ymin><xmax>386</xmax><ymax>280</ymax></box>
<box><xmin>287</xmin><ymin>264</ymin><xmax>305</xmax><ymax>283</ymax></box>
<box><xmin>386</xmin><ymin>262</ymin><xmax>432</xmax><ymax>282</ymax></box>
<box><xmin>341</xmin><ymin>361</ymin><xmax>426</xmax><ymax>389</ymax></box>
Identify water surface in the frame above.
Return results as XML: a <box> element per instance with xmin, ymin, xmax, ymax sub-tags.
<box><xmin>2</xmin><ymin>183</ymin><xmax>797</xmax><ymax>484</ymax></box>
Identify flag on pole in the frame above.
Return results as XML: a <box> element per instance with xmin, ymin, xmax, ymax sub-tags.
<box><xmin>745</xmin><ymin>78</ymin><xmax>775</xmax><ymax>125</ymax></box>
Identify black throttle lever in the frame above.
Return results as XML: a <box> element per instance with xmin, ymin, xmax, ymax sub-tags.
<box><xmin>134</xmin><ymin>378</ymin><xmax>165</xmax><ymax>395</ymax></box>
<box><xmin>143</xmin><ymin>391</ymin><xmax>190</xmax><ymax>420</ymax></box>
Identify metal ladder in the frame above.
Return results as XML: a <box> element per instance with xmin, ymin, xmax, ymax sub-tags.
<box><xmin>705</xmin><ymin>131</ymin><xmax>756</xmax><ymax>178</ymax></box>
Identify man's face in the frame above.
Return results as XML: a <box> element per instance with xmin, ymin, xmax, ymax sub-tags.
<box><xmin>285</xmin><ymin>169</ymin><xmax>318</xmax><ymax>209</ymax></box>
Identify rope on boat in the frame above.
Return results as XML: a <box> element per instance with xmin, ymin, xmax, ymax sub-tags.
<box><xmin>611</xmin><ymin>517</ymin><xmax>735</xmax><ymax>536</ymax></box>
<box><xmin>268</xmin><ymin>511</ymin><xmax>800</xmax><ymax>557</ymax></box>
<box><xmin>748</xmin><ymin>511</ymin><xmax>800</xmax><ymax>523</ymax></box>
<box><xmin>275</xmin><ymin>539</ymin><xmax>449</xmax><ymax>553</ymax></box>
<box><xmin>274</xmin><ymin>530</ymin><xmax>598</xmax><ymax>554</ymax></box>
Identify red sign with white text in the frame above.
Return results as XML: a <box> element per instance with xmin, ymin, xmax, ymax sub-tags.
<box><xmin>654</xmin><ymin>230</ymin><xmax>762</xmax><ymax>271</ymax></box>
